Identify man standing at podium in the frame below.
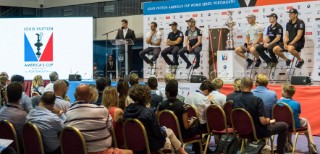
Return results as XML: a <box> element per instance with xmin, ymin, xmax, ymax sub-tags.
<box><xmin>115</xmin><ymin>19</ymin><xmax>136</xmax><ymax>73</ymax></box>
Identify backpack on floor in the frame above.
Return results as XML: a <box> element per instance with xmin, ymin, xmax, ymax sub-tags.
<box><xmin>214</xmin><ymin>134</ymin><xmax>239</xmax><ymax>154</ymax></box>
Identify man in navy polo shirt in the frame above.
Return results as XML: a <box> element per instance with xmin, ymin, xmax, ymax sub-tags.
<box><xmin>161</xmin><ymin>22</ymin><xmax>184</xmax><ymax>68</ymax></box>
<box><xmin>274</xmin><ymin>8</ymin><xmax>305</xmax><ymax>68</ymax></box>
<box><xmin>256</xmin><ymin>13</ymin><xmax>284</xmax><ymax>68</ymax></box>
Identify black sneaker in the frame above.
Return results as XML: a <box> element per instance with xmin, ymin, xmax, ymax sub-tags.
<box><xmin>246</xmin><ymin>59</ymin><xmax>254</xmax><ymax>69</ymax></box>
<box><xmin>295</xmin><ymin>60</ymin><xmax>304</xmax><ymax>68</ymax></box>
<box><xmin>186</xmin><ymin>63</ymin><xmax>192</xmax><ymax>69</ymax></box>
<box><xmin>255</xmin><ymin>59</ymin><xmax>261</xmax><ymax>68</ymax></box>
<box><xmin>193</xmin><ymin>64</ymin><xmax>200</xmax><ymax>69</ymax></box>
<box><xmin>286</xmin><ymin>60</ymin><xmax>291</xmax><ymax>66</ymax></box>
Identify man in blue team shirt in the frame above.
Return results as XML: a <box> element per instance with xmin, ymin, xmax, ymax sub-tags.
<box><xmin>277</xmin><ymin>84</ymin><xmax>317</xmax><ymax>153</ymax></box>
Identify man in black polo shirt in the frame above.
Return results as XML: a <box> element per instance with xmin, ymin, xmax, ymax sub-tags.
<box><xmin>178</xmin><ymin>18</ymin><xmax>202</xmax><ymax>69</ymax></box>
<box><xmin>274</xmin><ymin>8</ymin><xmax>305</xmax><ymax>68</ymax></box>
<box><xmin>256</xmin><ymin>13</ymin><xmax>283</xmax><ymax>68</ymax></box>
<box><xmin>161</xmin><ymin>22</ymin><xmax>184</xmax><ymax>67</ymax></box>
<box><xmin>233</xmin><ymin>77</ymin><xmax>288</xmax><ymax>154</ymax></box>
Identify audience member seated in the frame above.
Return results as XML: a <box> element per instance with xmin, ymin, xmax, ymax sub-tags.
<box><xmin>161</xmin><ymin>73</ymin><xmax>185</xmax><ymax>102</ymax></box>
<box><xmin>126</xmin><ymin>73</ymin><xmax>139</xmax><ymax>106</ymax></box>
<box><xmin>102</xmin><ymin>86</ymin><xmax>123</xmax><ymax>124</ymax></box>
<box><xmin>65</xmin><ymin>84</ymin><xmax>132</xmax><ymax>154</ymax></box>
<box><xmin>117</xmin><ymin>79</ymin><xmax>129</xmax><ymax>110</ymax></box>
<box><xmin>53</xmin><ymin>80</ymin><xmax>70</xmax><ymax>113</ymax></box>
<box><xmin>123</xmin><ymin>84</ymin><xmax>187</xmax><ymax>154</ymax></box>
<box><xmin>31</xmin><ymin>75</ymin><xmax>45</xmax><ymax>96</ymax></box>
<box><xmin>233</xmin><ymin>77</ymin><xmax>288</xmax><ymax>154</ymax></box>
<box><xmin>45</xmin><ymin>72</ymin><xmax>59</xmax><ymax>92</ymax></box>
<box><xmin>226</xmin><ymin>78</ymin><xmax>241</xmax><ymax>102</ymax></box>
<box><xmin>252</xmin><ymin>74</ymin><xmax>277</xmax><ymax>118</ymax></box>
<box><xmin>277</xmin><ymin>84</ymin><xmax>318</xmax><ymax>153</ymax></box>
<box><xmin>147</xmin><ymin>76</ymin><xmax>163</xmax><ymax>110</ymax></box>
<box><xmin>210</xmin><ymin>78</ymin><xmax>226</xmax><ymax>106</ymax></box>
<box><xmin>10</xmin><ymin>75</ymin><xmax>33</xmax><ymax>113</ymax></box>
<box><xmin>62</xmin><ymin>80</ymin><xmax>71</xmax><ymax>102</ymax></box>
<box><xmin>26</xmin><ymin>92</ymin><xmax>65</xmax><ymax>154</ymax></box>
<box><xmin>0</xmin><ymin>82</ymin><xmax>27</xmax><ymax>143</ymax></box>
<box><xmin>95</xmin><ymin>77</ymin><xmax>111</xmax><ymax>106</ymax></box>
<box><xmin>89</xmin><ymin>84</ymin><xmax>99</xmax><ymax>104</ymax></box>
<box><xmin>184</xmin><ymin>80</ymin><xmax>214</xmax><ymax>131</ymax></box>
<box><xmin>156</xmin><ymin>79</ymin><xmax>199</xmax><ymax>139</ymax></box>
<box><xmin>0</xmin><ymin>72</ymin><xmax>9</xmax><ymax>106</ymax></box>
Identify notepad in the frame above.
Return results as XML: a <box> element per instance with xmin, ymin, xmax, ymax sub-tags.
<box><xmin>0</xmin><ymin>139</ymin><xmax>13</xmax><ymax>152</ymax></box>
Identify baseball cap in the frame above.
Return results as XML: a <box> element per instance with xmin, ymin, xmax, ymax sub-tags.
<box><xmin>169</xmin><ymin>22</ymin><xmax>178</xmax><ymax>26</ymax></box>
<box><xmin>267</xmin><ymin>13</ymin><xmax>278</xmax><ymax>19</ymax></box>
<box><xmin>185</xmin><ymin>18</ymin><xmax>196</xmax><ymax>23</ymax></box>
<box><xmin>287</xmin><ymin>8</ymin><xmax>298</xmax><ymax>14</ymax></box>
<box><xmin>246</xmin><ymin>14</ymin><xmax>256</xmax><ymax>18</ymax></box>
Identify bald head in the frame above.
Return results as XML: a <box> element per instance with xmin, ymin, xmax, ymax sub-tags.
<box><xmin>74</xmin><ymin>84</ymin><xmax>91</xmax><ymax>102</ymax></box>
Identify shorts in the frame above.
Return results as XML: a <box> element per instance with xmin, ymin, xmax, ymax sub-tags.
<box><xmin>286</xmin><ymin>42</ymin><xmax>304</xmax><ymax>52</ymax></box>
<box><xmin>239</xmin><ymin>43</ymin><xmax>260</xmax><ymax>53</ymax></box>
<box><xmin>300</xmin><ymin>117</ymin><xmax>308</xmax><ymax>127</ymax></box>
<box><xmin>89</xmin><ymin>148</ymin><xmax>123</xmax><ymax>154</ymax></box>
<box><xmin>268</xmin><ymin>42</ymin><xmax>284</xmax><ymax>51</ymax></box>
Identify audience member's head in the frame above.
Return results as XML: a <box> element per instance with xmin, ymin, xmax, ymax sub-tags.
<box><xmin>241</xmin><ymin>77</ymin><xmax>254</xmax><ymax>92</ymax></box>
<box><xmin>49</xmin><ymin>71</ymin><xmax>59</xmax><ymax>82</ymax></box>
<box><xmin>212</xmin><ymin>78</ymin><xmax>224</xmax><ymax>90</ymax></box>
<box><xmin>74</xmin><ymin>84</ymin><xmax>92</xmax><ymax>103</ymax></box>
<box><xmin>11</xmin><ymin>75</ymin><xmax>25</xmax><ymax>84</ymax></box>
<box><xmin>96</xmin><ymin>77</ymin><xmax>111</xmax><ymax>92</ymax></box>
<box><xmin>6</xmin><ymin>82</ymin><xmax>23</xmax><ymax>104</ymax></box>
<box><xmin>199</xmin><ymin>80</ymin><xmax>215</xmax><ymax>96</ymax></box>
<box><xmin>39</xmin><ymin>91</ymin><xmax>56</xmax><ymax>109</ymax></box>
<box><xmin>129</xmin><ymin>73</ymin><xmax>139</xmax><ymax>86</ymax></box>
<box><xmin>164</xmin><ymin>73</ymin><xmax>175</xmax><ymax>84</ymax></box>
<box><xmin>282</xmin><ymin>84</ymin><xmax>296</xmax><ymax>98</ymax></box>
<box><xmin>117</xmin><ymin>78</ymin><xmax>129</xmax><ymax>96</ymax></box>
<box><xmin>233</xmin><ymin>78</ymin><xmax>242</xmax><ymax>92</ymax></box>
<box><xmin>0</xmin><ymin>72</ymin><xmax>9</xmax><ymax>86</ymax></box>
<box><xmin>32</xmin><ymin>75</ymin><xmax>43</xmax><ymax>87</ymax></box>
<box><xmin>147</xmin><ymin>77</ymin><xmax>158</xmax><ymax>90</ymax></box>
<box><xmin>255</xmin><ymin>74</ymin><xmax>269</xmax><ymax>87</ymax></box>
<box><xmin>165</xmin><ymin>79</ymin><xmax>178</xmax><ymax>99</ymax></box>
<box><xmin>89</xmin><ymin>84</ymin><xmax>99</xmax><ymax>103</ymax></box>
<box><xmin>129</xmin><ymin>84</ymin><xmax>151</xmax><ymax>106</ymax></box>
<box><xmin>102</xmin><ymin>86</ymin><xmax>119</xmax><ymax>109</ymax></box>
<box><xmin>63</xmin><ymin>80</ymin><xmax>70</xmax><ymax>87</ymax></box>
<box><xmin>54</xmin><ymin>80</ymin><xmax>68</xmax><ymax>98</ymax></box>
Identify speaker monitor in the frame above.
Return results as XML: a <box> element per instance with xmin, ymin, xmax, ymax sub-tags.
<box><xmin>190</xmin><ymin>75</ymin><xmax>207</xmax><ymax>83</ymax></box>
<box><xmin>291</xmin><ymin>76</ymin><xmax>311</xmax><ymax>85</ymax></box>
<box><xmin>68</xmin><ymin>74</ymin><xmax>82</xmax><ymax>81</ymax></box>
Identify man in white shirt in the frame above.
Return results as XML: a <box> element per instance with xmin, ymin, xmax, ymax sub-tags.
<box><xmin>44</xmin><ymin>71</ymin><xmax>59</xmax><ymax>92</ymax></box>
<box><xmin>139</xmin><ymin>22</ymin><xmax>162</xmax><ymax>67</ymax></box>
<box><xmin>210</xmin><ymin>78</ymin><xmax>226</xmax><ymax>107</ymax></box>
<box><xmin>184</xmin><ymin>80</ymin><xmax>214</xmax><ymax>131</ymax></box>
<box><xmin>53</xmin><ymin>80</ymin><xmax>70</xmax><ymax>113</ymax></box>
<box><xmin>235</xmin><ymin>14</ymin><xmax>263</xmax><ymax>68</ymax></box>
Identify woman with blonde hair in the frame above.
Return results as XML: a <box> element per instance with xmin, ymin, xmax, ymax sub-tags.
<box><xmin>88</xmin><ymin>84</ymin><xmax>99</xmax><ymax>104</ymax></box>
<box><xmin>102</xmin><ymin>86</ymin><xmax>125</xmax><ymax>147</ymax></box>
<box><xmin>31</xmin><ymin>75</ymin><xmax>45</xmax><ymax>95</ymax></box>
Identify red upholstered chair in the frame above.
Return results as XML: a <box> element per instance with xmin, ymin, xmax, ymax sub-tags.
<box><xmin>231</xmin><ymin>108</ymin><xmax>273</xmax><ymax>153</ymax></box>
<box><xmin>272</xmin><ymin>103</ymin><xmax>308</xmax><ymax>154</ymax></box>
<box><xmin>223</xmin><ymin>100</ymin><xmax>233</xmax><ymax>127</ymax></box>
<box><xmin>158</xmin><ymin>110</ymin><xmax>202</xmax><ymax>153</ymax></box>
<box><xmin>22</xmin><ymin>122</ymin><xmax>45</xmax><ymax>154</ymax></box>
<box><xmin>110</xmin><ymin>125</ymin><xmax>118</xmax><ymax>148</ymax></box>
<box><xmin>0</xmin><ymin>120</ymin><xmax>21</xmax><ymax>154</ymax></box>
<box><xmin>111</xmin><ymin>122</ymin><xmax>125</xmax><ymax>148</ymax></box>
<box><xmin>186</xmin><ymin>105</ymin><xmax>198</xmax><ymax>118</ymax></box>
<box><xmin>123</xmin><ymin>118</ymin><xmax>171</xmax><ymax>154</ymax></box>
<box><xmin>60</xmin><ymin>126</ymin><xmax>87</xmax><ymax>154</ymax></box>
<box><xmin>205</xmin><ymin>104</ymin><xmax>234</xmax><ymax>153</ymax></box>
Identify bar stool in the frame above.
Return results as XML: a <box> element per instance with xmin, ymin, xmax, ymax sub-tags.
<box><xmin>147</xmin><ymin>51</ymin><xmax>158</xmax><ymax>76</ymax></box>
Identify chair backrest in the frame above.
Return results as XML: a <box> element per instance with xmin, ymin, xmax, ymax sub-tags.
<box><xmin>22</xmin><ymin>122</ymin><xmax>45</xmax><ymax>154</ymax></box>
<box><xmin>110</xmin><ymin>125</ymin><xmax>118</xmax><ymax>148</ymax></box>
<box><xmin>0</xmin><ymin>120</ymin><xmax>20</xmax><ymax>154</ymax></box>
<box><xmin>223</xmin><ymin>100</ymin><xmax>233</xmax><ymax>126</ymax></box>
<box><xmin>231</xmin><ymin>108</ymin><xmax>258</xmax><ymax>140</ymax></box>
<box><xmin>123</xmin><ymin>118</ymin><xmax>150</xmax><ymax>154</ymax></box>
<box><xmin>206</xmin><ymin>104</ymin><xmax>228</xmax><ymax>134</ymax></box>
<box><xmin>158</xmin><ymin>110</ymin><xmax>183</xmax><ymax>141</ymax></box>
<box><xmin>186</xmin><ymin>105</ymin><xmax>199</xmax><ymax>119</ymax></box>
<box><xmin>272</xmin><ymin>103</ymin><xmax>295</xmax><ymax>131</ymax></box>
<box><xmin>60</xmin><ymin>126</ymin><xmax>87</xmax><ymax>154</ymax></box>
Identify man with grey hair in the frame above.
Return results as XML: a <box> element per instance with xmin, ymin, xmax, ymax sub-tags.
<box><xmin>53</xmin><ymin>80</ymin><xmax>70</xmax><ymax>113</ymax></box>
<box><xmin>235</xmin><ymin>14</ymin><xmax>263</xmax><ymax>68</ymax></box>
<box><xmin>45</xmin><ymin>72</ymin><xmax>59</xmax><ymax>92</ymax></box>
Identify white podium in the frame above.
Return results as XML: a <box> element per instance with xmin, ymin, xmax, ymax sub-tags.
<box><xmin>217</xmin><ymin>50</ymin><xmax>245</xmax><ymax>80</ymax></box>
